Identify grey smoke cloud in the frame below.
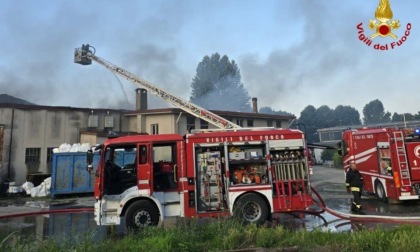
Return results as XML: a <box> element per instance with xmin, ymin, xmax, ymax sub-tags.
<box><xmin>0</xmin><ymin>0</ymin><xmax>419</xmax><ymax>116</ymax></box>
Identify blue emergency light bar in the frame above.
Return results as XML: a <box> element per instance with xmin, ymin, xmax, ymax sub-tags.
<box><xmin>415</xmin><ymin>128</ymin><xmax>420</xmax><ymax>136</ymax></box>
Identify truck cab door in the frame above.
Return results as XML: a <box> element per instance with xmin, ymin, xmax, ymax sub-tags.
<box><xmin>137</xmin><ymin>144</ymin><xmax>153</xmax><ymax>196</ymax></box>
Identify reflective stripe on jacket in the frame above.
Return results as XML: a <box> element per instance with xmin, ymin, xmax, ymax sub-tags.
<box><xmin>350</xmin><ymin>187</ymin><xmax>360</xmax><ymax>192</ymax></box>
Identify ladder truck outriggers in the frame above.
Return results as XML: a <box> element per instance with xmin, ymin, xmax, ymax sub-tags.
<box><xmin>338</xmin><ymin>127</ymin><xmax>420</xmax><ymax>203</ymax></box>
<box><xmin>75</xmin><ymin>44</ymin><xmax>313</xmax><ymax>230</ymax></box>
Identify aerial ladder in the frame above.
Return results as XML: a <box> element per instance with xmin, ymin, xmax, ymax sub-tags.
<box><xmin>74</xmin><ymin>44</ymin><xmax>240</xmax><ymax>129</ymax></box>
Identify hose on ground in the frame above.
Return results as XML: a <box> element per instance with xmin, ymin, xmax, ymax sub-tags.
<box><xmin>309</xmin><ymin>186</ymin><xmax>420</xmax><ymax>225</ymax></box>
<box><xmin>0</xmin><ymin>207</ymin><xmax>93</xmax><ymax>220</ymax></box>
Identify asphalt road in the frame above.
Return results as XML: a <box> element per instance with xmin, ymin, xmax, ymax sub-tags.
<box><xmin>311</xmin><ymin>164</ymin><xmax>420</xmax><ymax>217</ymax></box>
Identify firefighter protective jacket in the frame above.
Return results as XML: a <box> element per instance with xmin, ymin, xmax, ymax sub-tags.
<box><xmin>346</xmin><ymin>169</ymin><xmax>363</xmax><ymax>190</ymax></box>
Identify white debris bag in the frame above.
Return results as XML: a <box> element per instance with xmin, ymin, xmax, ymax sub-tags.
<box><xmin>29</xmin><ymin>177</ymin><xmax>51</xmax><ymax>197</ymax></box>
<box><xmin>53</xmin><ymin>143</ymin><xmax>92</xmax><ymax>153</ymax></box>
<box><xmin>21</xmin><ymin>181</ymin><xmax>34</xmax><ymax>195</ymax></box>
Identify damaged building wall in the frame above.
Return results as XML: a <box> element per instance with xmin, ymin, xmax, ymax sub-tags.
<box><xmin>0</xmin><ymin>106</ymin><xmax>126</xmax><ymax>185</ymax></box>
<box><xmin>9</xmin><ymin>108</ymin><xmax>90</xmax><ymax>184</ymax></box>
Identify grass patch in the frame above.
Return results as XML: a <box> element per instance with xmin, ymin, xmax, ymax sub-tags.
<box><xmin>1</xmin><ymin>219</ymin><xmax>420</xmax><ymax>251</ymax></box>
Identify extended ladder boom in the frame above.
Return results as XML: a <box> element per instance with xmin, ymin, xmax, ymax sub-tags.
<box><xmin>74</xmin><ymin>44</ymin><xmax>240</xmax><ymax>129</ymax></box>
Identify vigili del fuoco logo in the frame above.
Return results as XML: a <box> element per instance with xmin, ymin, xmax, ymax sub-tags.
<box><xmin>357</xmin><ymin>0</ymin><xmax>411</xmax><ymax>50</ymax></box>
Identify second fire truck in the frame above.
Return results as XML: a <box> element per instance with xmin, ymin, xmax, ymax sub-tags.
<box><xmin>338</xmin><ymin>127</ymin><xmax>420</xmax><ymax>203</ymax></box>
<box><xmin>75</xmin><ymin>44</ymin><xmax>313</xmax><ymax>230</ymax></box>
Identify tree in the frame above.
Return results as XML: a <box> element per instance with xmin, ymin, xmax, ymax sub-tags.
<box><xmin>259</xmin><ymin>106</ymin><xmax>293</xmax><ymax>116</ymax></box>
<box><xmin>190</xmin><ymin>53</ymin><xmax>251</xmax><ymax>112</ymax></box>
<box><xmin>297</xmin><ymin>104</ymin><xmax>362</xmax><ymax>143</ymax></box>
<box><xmin>296</xmin><ymin>105</ymin><xmax>318</xmax><ymax>143</ymax></box>
<box><xmin>392</xmin><ymin>112</ymin><xmax>416</xmax><ymax>122</ymax></box>
<box><xmin>321</xmin><ymin>149</ymin><xmax>334</xmax><ymax>161</ymax></box>
<box><xmin>315</xmin><ymin>105</ymin><xmax>334</xmax><ymax>129</ymax></box>
<box><xmin>362</xmin><ymin>99</ymin><xmax>391</xmax><ymax>124</ymax></box>
<box><xmin>332</xmin><ymin>105</ymin><xmax>361</xmax><ymax>126</ymax></box>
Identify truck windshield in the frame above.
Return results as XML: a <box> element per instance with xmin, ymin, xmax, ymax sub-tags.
<box><xmin>105</xmin><ymin>145</ymin><xmax>137</xmax><ymax>167</ymax></box>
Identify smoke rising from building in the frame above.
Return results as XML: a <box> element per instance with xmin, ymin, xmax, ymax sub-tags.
<box><xmin>0</xmin><ymin>1</ymin><xmax>418</xmax><ymax>116</ymax></box>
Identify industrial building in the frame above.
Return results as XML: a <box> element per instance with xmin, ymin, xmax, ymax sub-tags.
<box><xmin>0</xmin><ymin>89</ymin><xmax>294</xmax><ymax>185</ymax></box>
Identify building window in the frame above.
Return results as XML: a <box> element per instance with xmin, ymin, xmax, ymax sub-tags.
<box><xmin>200</xmin><ymin>119</ymin><xmax>208</xmax><ymax>129</ymax></box>
<box><xmin>267</xmin><ymin>120</ymin><xmax>273</xmax><ymax>127</ymax></box>
<box><xmin>25</xmin><ymin>148</ymin><xmax>41</xmax><ymax>163</ymax></box>
<box><xmin>236</xmin><ymin>119</ymin><xmax>243</xmax><ymax>127</ymax></box>
<box><xmin>247</xmin><ymin>119</ymin><xmax>254</xmax><ymax>127</ymax></box>
<box><xmin>276</xmin><ymin>120</ymin><xmax>282</xmax><ymax>128</ymax></box>
<box><xmin>320</xmin><ymin>131</ymin><xmax>343</xmax><ymax>142</ymax></box>
<box><xmin>187</xmin><ymin>116</ymin><xmax>195</xmax><ymax>131</ymax></box>
<box><xmin>47</xmin><ymin>147</ymin><xmax>55</xmax><ymax>163</ymax></box>
<box><xmin>151</xmin><ymin>124</ymin><xmax>159</xmax><ymax>135</ymax></box>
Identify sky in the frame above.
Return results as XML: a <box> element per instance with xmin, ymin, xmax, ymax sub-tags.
<box><xmin>0</xmin><ymin>0</ymin><xmax>418</xmax><ymax>117</ymax></box>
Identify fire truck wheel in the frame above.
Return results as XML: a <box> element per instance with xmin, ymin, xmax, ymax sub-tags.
<box><xmin>234</xmin><ymin>193</ymin><xmax>268</xmax><ymax>225</ymax></box>
<box><xmin>125</xmin><ymin>200</ymin><xmax>159</xmax><ymax>231</ymax></box>
<box><xmin>374</xmin><ymin>180</ymin><xmax>387</xmax><ymax>203</ymax></box>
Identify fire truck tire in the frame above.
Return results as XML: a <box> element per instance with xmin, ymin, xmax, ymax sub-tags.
<box><xmin>233</xmin><ymin>193</ymin><xmax>268</xmax><ymax>225</ymax></box>
<box><xmin>125</xmin><ymin>200</ymin><xmax>159</xmax><ymax>231</ymax></box>
<box><xmin>374</xmin><ymin>180</ymin><xmax>387</xmax><ymax>203</ymax></box>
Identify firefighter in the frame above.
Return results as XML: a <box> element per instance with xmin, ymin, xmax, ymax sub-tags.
<box><xmin>386</xmin><ymin>162</ymin><xmax>393</xmax><ymax>176</ymax></box>
<box><xmin>346</xmin><ymin>161</ymin><xmax>364</xmax><ymax>214</ymax></box>
<box><xmin>381</xmin><ymin>160</ymin><xmax>393</xmax><ymax>175</ymax></box>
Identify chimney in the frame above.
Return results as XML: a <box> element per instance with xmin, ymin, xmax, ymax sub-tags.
<box><xmin>136</xmin><ymin>88</ymin><xmax>148</xmax><ymax>110</ymax></box>
<box><xmin>252</xmin><ymin>97</ymin><xmax>258</xmax><ymax>113</ymax></box>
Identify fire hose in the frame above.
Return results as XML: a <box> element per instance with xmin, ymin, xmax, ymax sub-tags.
<box><xmin>0</xmin><ymin>207</ymin><xmax>93</xmax><ymax>220</ymax></box>
<box><xmin>308</xmin><ymin>186</ymin><xmax>420</xmax><ymax>225</ymax></box>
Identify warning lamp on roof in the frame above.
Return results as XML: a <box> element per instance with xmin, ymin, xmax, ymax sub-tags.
<box><xmin>414</xmin><ymin>128</ymin><xmax>420</xmax><ymax>136</ymax></box>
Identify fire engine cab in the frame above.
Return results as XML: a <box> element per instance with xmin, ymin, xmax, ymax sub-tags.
<box><xmin>87</xmin><ymin>128</ymin><xmax>313</xmax><ymax>230</ymax></box>
<box><xmin>338</xmin><ymin>127</ymin><xmax>420</xmax><ymax>203</ymax></box>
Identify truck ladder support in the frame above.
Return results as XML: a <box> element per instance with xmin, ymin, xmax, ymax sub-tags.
<box><xmin>74</xmin><ymin>44</ymin><xmax>240</xmax><ymax>129</ymax></box>
<box><xmin>393</xmin><ymin>131</ymin><xmax>411</xmax><ymax>187</ymax></box>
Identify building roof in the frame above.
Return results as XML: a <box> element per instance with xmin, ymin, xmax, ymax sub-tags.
<box><xmin>0</xmin><ymin>94</ymin><xmax>35</xmax><ymax>105</ymax></box>
<box><xmin>0</xmin><ymin>103</ymin><xmax>131</xmax><ymax>113</ymax></box>
<box><xmin>124</xmin><ymin>108</ymin><xmax>295</xmax><ymax>120</ymax></box>
<box><xmin>0</xmin><ymin>103</ymin><xmax>295</xmax><ymax>121</ymax></box>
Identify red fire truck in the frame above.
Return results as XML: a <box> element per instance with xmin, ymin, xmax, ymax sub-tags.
<box><xmin>87</xmin><ymin>128</ymin><xmax>312</xmax><ymax>230</ymax></box>
<box><xmin>75</xmin><ymin>44</ymin><xmax>313</xmax><ymax>230</ymax></box>
<box><xmin>338</xmin><ymin>127</ymin><xmax>420</xmax><ymax>203</ymax></box>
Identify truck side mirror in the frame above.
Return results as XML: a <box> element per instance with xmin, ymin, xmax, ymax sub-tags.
<box><xmin>337</xmin><ymin>142</ymin><xmax>343</xmax><ymax>156</ymax></box>
<box><xmin>86</xmin><ymin>150</ymin><xmax>94</xmax><ymax>173</ymax></box>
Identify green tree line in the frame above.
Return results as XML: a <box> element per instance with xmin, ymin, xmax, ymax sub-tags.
<box><xmin>189</xmin><ymin>53</ymin><xmax>420</xmax><ymax>143</ymax></box>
